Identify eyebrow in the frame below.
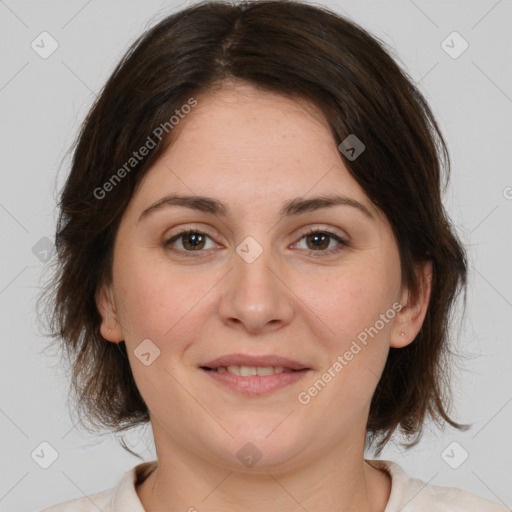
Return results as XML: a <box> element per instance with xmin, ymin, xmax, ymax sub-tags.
<box><xmin>137</xmin><ymin>193</ymin><xmax>374</xmax><ymax>223</ymax></box>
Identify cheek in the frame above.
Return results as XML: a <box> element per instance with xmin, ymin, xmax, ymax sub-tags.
<box><xmin>113</xmin><ymin>248</ymin><xmax>181</xmax><ymax>341</ymax></box>
<box><xmin>295</xmin><ymin>257</ymin><xmax>400</xmax><ymax>422</ymax></box>
<box><xmin>113</xmin><ymin>248</ymin><xmax>220</xmax><ymax>346</ymax></box>
<box><xmin>112</xmin><ymin>254</ymin><xmax>206</xmax><ymax>410</ymax></box>
<box><xmin>299</xmin><ymin>249</ymin><xmax>401</xmax><ymax>364</ymax></box>
<box><xmin>321</xmin><ymin>267</ymin><xmax>397</xmax><ymax>331</ymax></box>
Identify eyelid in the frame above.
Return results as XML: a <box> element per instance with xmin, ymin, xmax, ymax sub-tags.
<box><xmin>164</xmin><ymin>223</ymin><xmax>221</xmax><ymax>242</ymax></box>
<box><xmin>292</xmin><ymin>224</ymin><xmax>348</xmax><ymax>242</ymax></box>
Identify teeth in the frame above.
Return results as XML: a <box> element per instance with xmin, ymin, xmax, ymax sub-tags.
<box><xmin>216</xmin><ymin>365</ymin><xmax>286</xmax><ymax>376</ymax></box>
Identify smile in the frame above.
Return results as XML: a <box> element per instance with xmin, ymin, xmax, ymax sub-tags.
<box><xmin>200</xmin><ymin>366</ymin><xmax>311</xmax><ymax>396</ymax></box>
<box><xmin>203</xmin><ymin>365</ymin><xmax>296</xmax><ymax>376</ymax></box>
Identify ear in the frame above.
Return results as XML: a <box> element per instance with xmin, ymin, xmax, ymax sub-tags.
<box><xmin>391</xmin><ymin>261</ymin><xmax>432</xmax><ymax>348</ymax></box>
<box><xmin>96</xmin><ymin>283</ymin><xmax>124</xmax><ymax>343</ymax></box>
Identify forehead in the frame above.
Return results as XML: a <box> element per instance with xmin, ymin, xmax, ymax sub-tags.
<box><xmin>128</xmin><ymin>83</ymin><xmax>381</xmax><ymax>221</ymax></box>
<box><xmin>172</xmin><ymin>82</ymin><xmax>335</xmax><ymax>161</ymax></box>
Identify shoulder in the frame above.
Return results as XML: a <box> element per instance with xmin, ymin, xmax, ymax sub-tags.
<box><xmin>38</xmin><ymin>461</ymin><xmax>157</xmax><ymax>512</ymax></box>
<box><xmin>366</xmin><ymin>459</ymin><xmax>510</xmax><ymax>512</ymax></box>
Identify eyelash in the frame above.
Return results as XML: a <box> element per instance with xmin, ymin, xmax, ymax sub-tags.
<box><xmin>164</xmin><ymin>227</ymin><xmax>348</xmax><ymax>258</ymax></box>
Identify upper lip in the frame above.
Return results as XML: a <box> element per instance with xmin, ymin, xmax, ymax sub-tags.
<box><xmin>200</xmin><ymin>353</ymin><xmax>310</xmax><ymax>371</ymax></box>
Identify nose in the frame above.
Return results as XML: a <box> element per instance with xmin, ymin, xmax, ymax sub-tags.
<box><xmin>218</xmin><ymin>241</ymin><xmax>295</xmax><ymax>334</ymax></box>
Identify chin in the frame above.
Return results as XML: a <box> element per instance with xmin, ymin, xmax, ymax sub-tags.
<box><xmin>199</xmin><ymin>426</ymin><xmax>307</xmax><ymax>472</ymax></box>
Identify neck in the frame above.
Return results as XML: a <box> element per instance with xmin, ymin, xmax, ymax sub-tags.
<box><xmin>136</xmin><ymin>430</ymin><xmax>391</xmax><ymax>512</ymax></box>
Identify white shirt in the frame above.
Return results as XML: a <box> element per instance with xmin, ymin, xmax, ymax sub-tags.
<box><xmin>39</xmin><ymin>459</ymin><xmax>509</xmax><ymax>511</ymax></box>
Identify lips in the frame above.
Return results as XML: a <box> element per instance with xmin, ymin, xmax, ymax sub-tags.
<box><xmin>200</xmin><ymin>353</ymin><xmax>310</xmax><ymax>371</ymax></box>
<box><xmin>199</xmin><ymin>353</ymin><xmax>311</xmax><ymax>396</ymax></box>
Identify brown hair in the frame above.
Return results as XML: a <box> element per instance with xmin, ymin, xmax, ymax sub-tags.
<box><xmin>38</xmin><ymin>0</ymin><xmax>469</xmax><ymax>456</ymax></box>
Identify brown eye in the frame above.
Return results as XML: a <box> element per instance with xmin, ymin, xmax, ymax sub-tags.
<box><xmin>295</xmin><ymin>229</ymin><xmax>348</xmax><ymax>256</ymax></box>
<box><xmin>165</xmin><ymin>230</ymin><xmax>215</xmax><ymax>254</ymax></box>
<box><xmin>305</xmin><ymin>232</ymin><xmax>330</xmax><ymax>250</ymax></box>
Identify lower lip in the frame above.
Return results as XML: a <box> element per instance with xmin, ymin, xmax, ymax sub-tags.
<box><xmin>200</xmin><ymin>368</ymin><xmax>311</xmax><ymax>396</ymax></box>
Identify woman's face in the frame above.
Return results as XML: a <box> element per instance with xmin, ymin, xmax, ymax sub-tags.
<box><xmin>98</xmin><ymin>82</ymin><xmax>429</xmax><ymax>471</ymax></box>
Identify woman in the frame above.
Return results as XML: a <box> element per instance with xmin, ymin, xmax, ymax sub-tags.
<box><xmin>38</xmin><ymin>1</ymin><xmax>508</xmax><ymax>510</ymax></box>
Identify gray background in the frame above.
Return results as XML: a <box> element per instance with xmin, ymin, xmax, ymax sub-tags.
<box><xmin>0</xmin><ymin>0</ymin><xmax>511</xmax><ymax>510</ymax></box>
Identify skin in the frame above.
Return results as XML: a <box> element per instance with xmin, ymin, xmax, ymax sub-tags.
<box><xmin>97</xmin><ymin>81</ymin><xmax>432</xmax><ymax>512</ymax></box>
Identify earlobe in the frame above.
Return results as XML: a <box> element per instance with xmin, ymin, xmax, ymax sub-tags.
<box><xmin>96</xmin><ymin>284</ymin><xmax>123</xmax><ymax>343</ymax></box>
<box><xmin>391</xmin><ymin>261</ymin><xmax>432</xmax><ymax>348</ymax></box>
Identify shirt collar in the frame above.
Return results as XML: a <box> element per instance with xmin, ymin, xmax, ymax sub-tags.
<box><xmin>111</xmin><ymin>460</ymin><xmax>158</xmax><ymax>511</ymax></box>
<box><xmin>110</xmin><ymin>458</ymin><xmax>405</xmax><ymax>511</ymax></box>
<box><xmin>365</xmin><ymin>459</ymin><xmax>408</xmax><ymax>511</ymax></box>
